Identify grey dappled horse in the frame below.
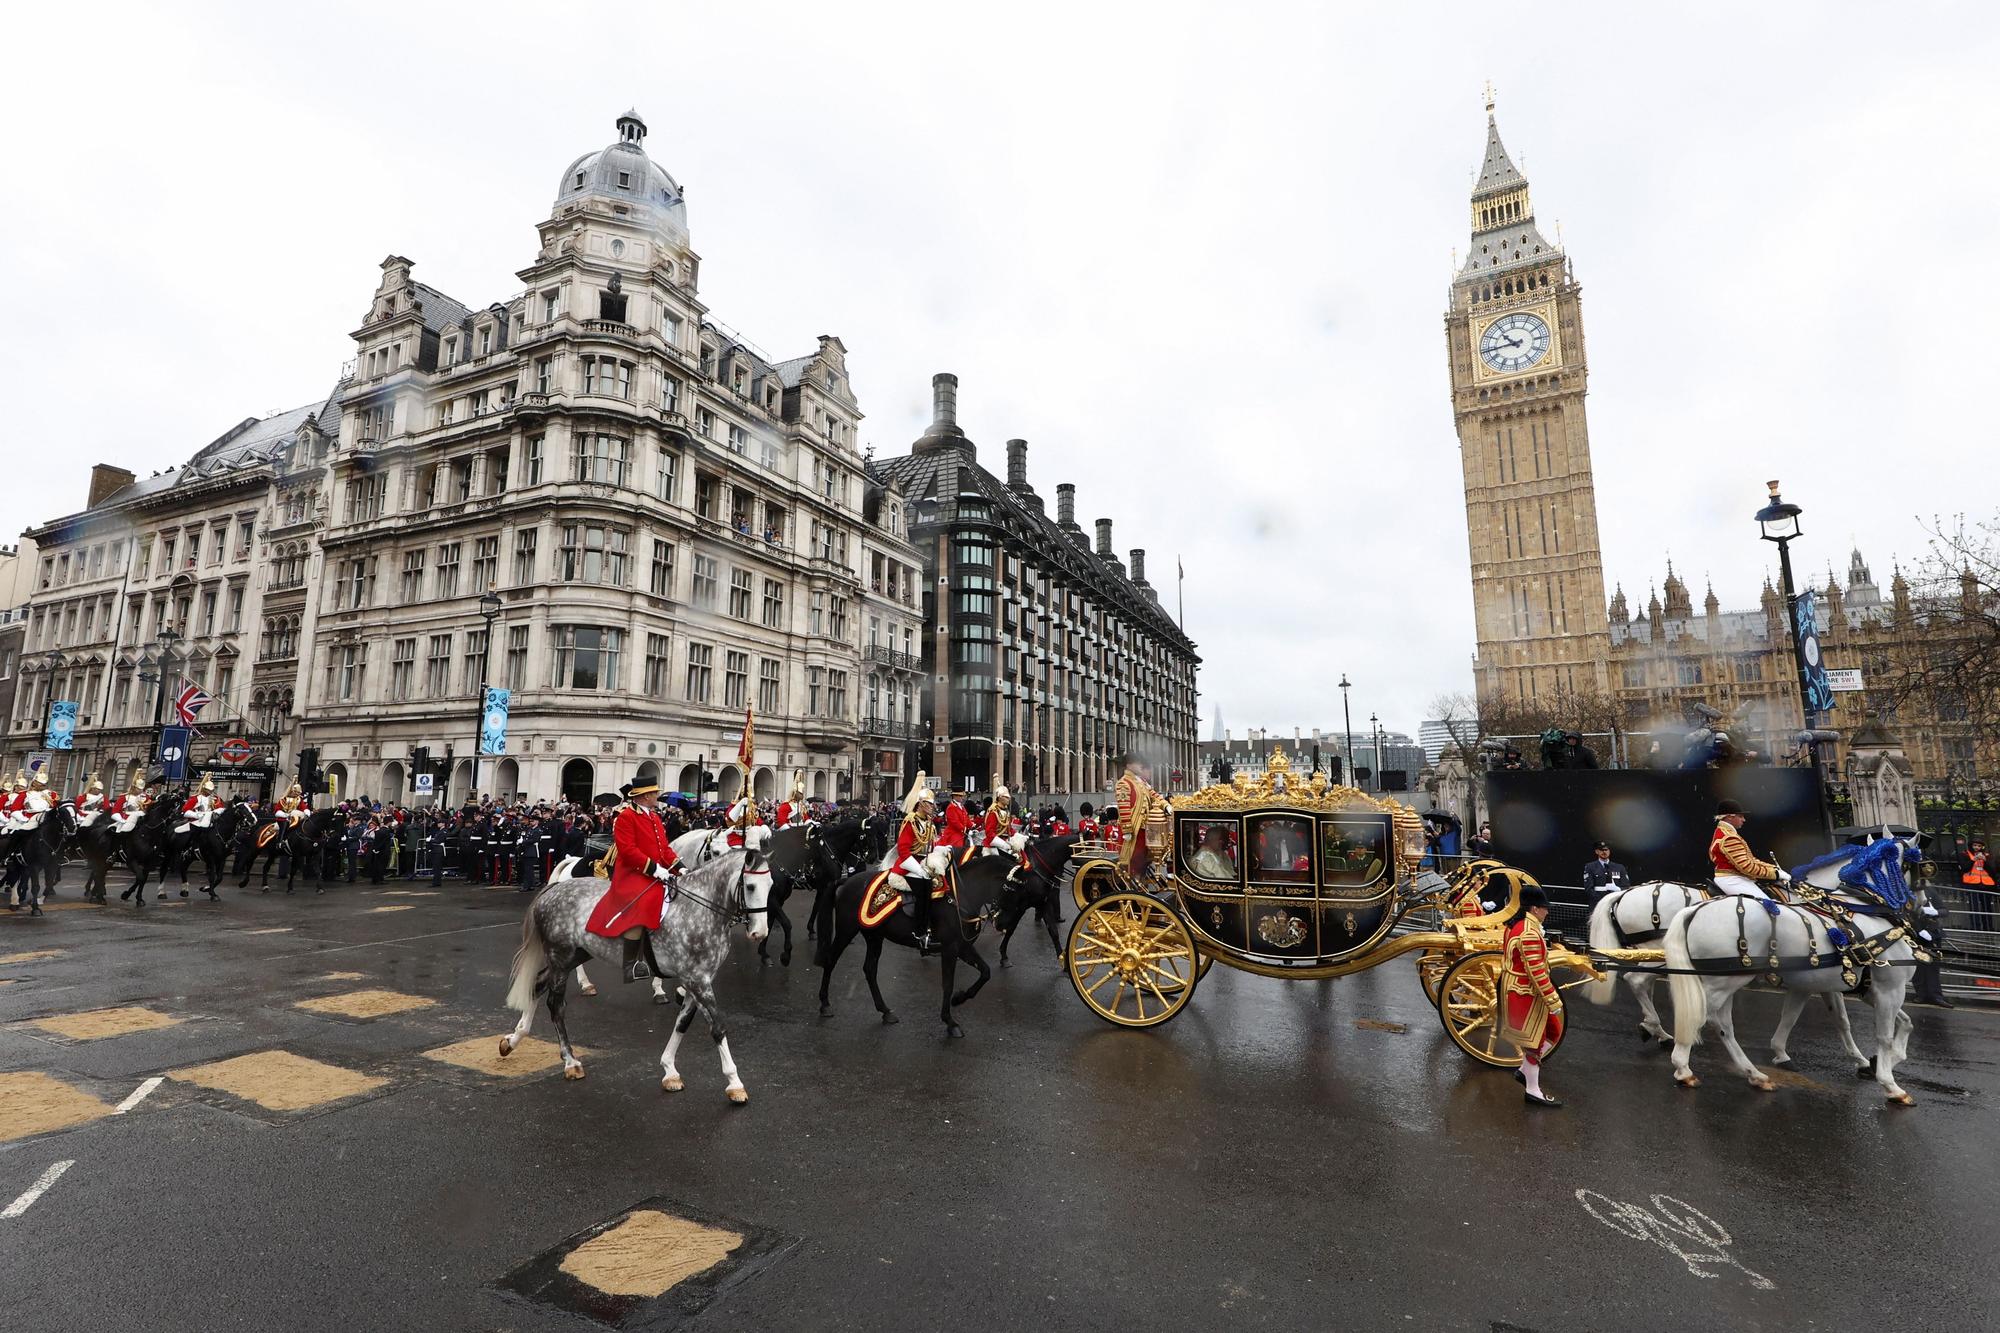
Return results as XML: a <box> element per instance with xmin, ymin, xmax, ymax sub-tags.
<box><xmin>502</xmin><ymin>846</ymin><xmax>772</xmax><ymax>1102</ymax></box>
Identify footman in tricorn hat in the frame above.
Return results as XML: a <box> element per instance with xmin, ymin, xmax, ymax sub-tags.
<box><xmin>584</xmin><ymin>771</ymin><xmax>682</xmax><ymax>982</ymax></box>
<box><xmin>1502</xmin><ymin>884</ymin><xmax>1564</xmax><ymax>1108</ymax></box>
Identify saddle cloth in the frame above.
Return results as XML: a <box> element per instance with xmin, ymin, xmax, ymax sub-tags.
<box><xmin>859</xmin><ymin>870</ymin><xmax>949</xmax><ymax>929</ymax></box>
<box><xmin>256</xmin><ymin>824</ymin><xmax>282</xmax><ymax>849</ymax></box>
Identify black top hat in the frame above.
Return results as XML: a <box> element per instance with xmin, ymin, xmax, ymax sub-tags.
<box><xmin>624</xmin><ymin>775</ymin><xmax>659</xmax><ymax>798</ymax></box>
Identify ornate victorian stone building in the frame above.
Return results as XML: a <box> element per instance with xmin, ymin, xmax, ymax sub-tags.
<box><xmin>4</xmin><ymin>113</ymin><xmax>923</xmax><ymax>804</ymax></box>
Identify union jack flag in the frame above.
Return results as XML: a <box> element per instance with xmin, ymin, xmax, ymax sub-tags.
<box><xmin>174</xmin><ymin>682</ymin><xmax>212</xmax><ymax>728</ymax></box>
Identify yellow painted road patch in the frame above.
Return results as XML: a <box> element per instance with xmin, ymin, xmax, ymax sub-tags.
<box><xmin>295</xmin><ymin>989</ymin><xmax>436</xmax><ymax>1020</ymax></box>
<box><xmin>27</xmin><ymin>1007</ymin><xmax>182</xmax><ymax>1042</ymax></box>
<box><xmin>0</xmin><ymin>950</ymin><xmax>63</xmax><ymax>965</ymax></box>
<box><xmin>423</xmin><ymin>1035</ymin><xmax>587</xmax><ymax>1079</ymax></box>
<box><xmin>170</xmin><ymin>1050</ymin><xmax>386</xmax><ymax>1111</ymax></box>
<box><xmin>0</xmin><ymin>1071</ymin><xmax>114</xmax><ymax>1142</ymax></box>
<box><xmin>558</xmin><ymin>1210</ymin><xmax>743</xmax><ymax>1298</ymax></box>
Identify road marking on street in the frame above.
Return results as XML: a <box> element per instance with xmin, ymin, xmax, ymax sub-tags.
<box><xmin>114</xmin><ymin>1077</ymin><xmax>164</xmax><ymax>1114</ymax></box>
<box><xmin>2</xmin><ymin>1161</ymin><xmax>73</xmax><ymax>1219</ymax></box>
<box><xmin>25</xmin><ymin>1007</ymin><xmax>182</xmax><ymax>1042</ymax></box>
<box><xmin>321</xmin><ymin>971</ymin><xmax>366</xmax><ymax>981</ymax></box>
<box><xmin>365</xmin><ymin>905</ymin><xmax>416</xmax><ymax>914</ymax></box>
<box><xmin>242</xmin><ymin>927</ymin><xmax>293</xmax><ymax>935</ymax></box>
<box><xmin>263</xmin><ymin>921</ymin><xmax>513</xmax><ymax>963</ymax></box>
<box><xmin>382</xmin><ymin>891</ymin><xmax>440</xmax><ymax>897</ymax></box>
<box><xmin>1353</xmin><ymin>1018</ymin><xmax>1408</xmax><ymax>1034</ymax></box>
<box><xmin>1574</xmin><ymin>1190</ymin><xmax>1774</xmax><ymax>1289</ymax></box>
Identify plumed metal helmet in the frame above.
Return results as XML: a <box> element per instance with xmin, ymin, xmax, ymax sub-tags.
<box><xmin>789</xmin><ymin>769</ymin><xmax>806</xmax><ymax>799</ymax></box>
<box><xmin>286</xmin><ymin>781</ymin><xmax>302</xmax><ymax>797</ymax></box>
<box><xmin>29</xmin><ymin>768</ymin><xmax>48</xmax><ymax>788</ymax></box>
<box><xmin>200</xmin><ymin>775</ymin><xmax>216</xmax><ymax>793</ymax></box>
<box><xmin>87</xmin><ymin>773</ymin><xmax>104</xmax><ymax>795</ymax></box>
<box><xmin>903</xmin><ymin>771</ymin><xmax>935</xmax><ymax>816</ymax></box>
<box><xmin>128</xmin><ymin>771</ymin><xmax>147</xmax><ymax>794</ymax></box>
<box><xmin>992</xmin><ymin>782</ymin><xmax>1010</xmax><ymax>805</ymax></box>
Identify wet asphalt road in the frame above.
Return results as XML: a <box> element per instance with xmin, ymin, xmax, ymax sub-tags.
<box><xmin>2</xmin><ymin>872</ymin><xmax>1996</xmax><ymax>1333</ymax></box>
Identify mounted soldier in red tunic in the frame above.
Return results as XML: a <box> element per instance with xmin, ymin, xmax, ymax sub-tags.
<box><xmin>585</xmin><ymin>773</ymin><xmax>683</xmax><ymax>982</ymax></box>
<box><xmin>773</xmin><ymin>770</ymin><xmax>809</xmax><ymax>830</ymax></box>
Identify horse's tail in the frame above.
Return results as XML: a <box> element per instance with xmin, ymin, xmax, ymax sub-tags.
<box><xmin>813</xmin><ymin>873</ymin><xmax>840</xmax><ymax>969</ymax></box>
<box><xmin>505</xmin><ymin>897</ymin><xmax>547</xmax><ymax>1014</ymax></box>
<box><xmin>1583</xmin><ymin>891</ymin><xmax>1621</xmax><ymax>1006</ymax></box>
<box><xmin>1664</xmin><ymin>909</ymin><xmax>1706</xmax><ymax>1050</ymax></box>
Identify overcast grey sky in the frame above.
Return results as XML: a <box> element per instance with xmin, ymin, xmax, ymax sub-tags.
<box><xmin>2</xmin><ymin>2</ymin><xmax>1992</xmax><ymax>736</ymax></box>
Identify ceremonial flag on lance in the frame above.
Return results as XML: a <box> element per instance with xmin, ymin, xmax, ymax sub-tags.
<box><xmin>737</xmin><ymin>708</ymin><xmax>755</xmax><ymax>770</ymax></box>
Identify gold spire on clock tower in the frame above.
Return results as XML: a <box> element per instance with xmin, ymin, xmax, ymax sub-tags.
<box><xmin>1445</xmin><ymin>94</ymin><xmax>1611</xmax><ymax>708</ymax></box>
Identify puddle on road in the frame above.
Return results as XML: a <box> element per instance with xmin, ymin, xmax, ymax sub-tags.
<box><xmin>26</xmin><ymin>1007</ymin><xmax>183</xmax><ymax>1042</ymax></box>
<box><xmin>170</xmin><ymin>1050</ymin><xmax>386</xmax><ymax>1112</ymax></box>
<box><xmin>0</xmin><ymin>1072</ymin><xmax>115</xmax><ymax>1141</ymax></box>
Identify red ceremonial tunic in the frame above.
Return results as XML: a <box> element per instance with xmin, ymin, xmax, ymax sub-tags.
<box><xmin>935</xmin><ymin>800</ymin><xmax>974</xmax><ymax>850</ymax></box>
<box><xmin>982</xmin><ymin>808</ymin><xmax>1019</xmax><ymax>845</ymax></box>
<box><xmin>774</xmin><ymin>801</ymin><xmax>799</xmax><ymax>828</ymax></box>
<box><xmin>1501</xmin><ymin>916</ymin><xmax>1563</xmax><ymax>1051</ymax></box>
<box><xmin>585</xmin><ymin>806</ymin><xmax>678</xmax><ymax>937</ymax></box>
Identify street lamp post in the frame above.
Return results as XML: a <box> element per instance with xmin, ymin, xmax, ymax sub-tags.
<box><xmin>1339</xmin><ymin>674</ymin><xmax>1354</xmax><ymax>788</ymax></box>
<box><xmin>468</xmin><ymin>588</ymin><xmax>504</xmax><ymax>804</ymax></box>
<box><xmin>142</xmin><ymin>626</ymin><xmax>182</xmax><ymax>772</ymax></box>
<box><xmin>1754</xmin><ymin>479</ymin><xmax>1833</xmax><ymax>842</ymax></box>
<box><xmin>1369</xmin><ymin>712</ymin><xmax>1383</xmax><ymax>793</ymax></box>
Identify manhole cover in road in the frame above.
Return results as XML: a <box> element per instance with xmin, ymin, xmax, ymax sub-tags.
<box><xmin>295</xmin><ymin>988</ymin><xmax>437</xmax><ymax>1020</ymax></box>
<box><xmin>498</xmin><ymin>1198</ymin><xmax>795</xmax><ymax>1328</ymax></box>
<box><xmin>170</xmin><ymin>1050</ymin><xmax>387</xmax><ymax>1112</ymax></box>
<box><xmin>0</xmin><ymin>1072</ymin><xmax>114</xmax><ymax>1142</ymax></box>
<box><xmin>26</xmin><ymin>1007</ymin><xmax>183</xmax><ymax>1042</ymax></box>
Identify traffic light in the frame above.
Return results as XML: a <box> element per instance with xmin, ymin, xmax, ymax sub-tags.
<box><xmin>298</xmin><ymin>746</ymin><xmax>321</xmax><ymax>794</ymax></box>
<box><xmin>410</xmin><ymin>746</ymin><xmax>430</xmax><ymax>778</ymax></box>
<box><xmin>1328</xmin><ymin>755</ymin><xmax>1342</xmax><ymax>784</ymax></box>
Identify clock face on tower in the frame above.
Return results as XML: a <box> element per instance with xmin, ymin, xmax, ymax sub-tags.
<box><xmin>1478</xmin><ymin>311</ymin><xmax>1552</xmax><ymax>374</ymax></box>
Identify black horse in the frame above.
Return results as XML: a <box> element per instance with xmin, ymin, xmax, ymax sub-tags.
<box><xmin>760</xmin><ymin>817</ymin><xmax>868</xmax><ymax>966</ymax></box>
<box><xmin>155</xmin><ymin>798</ymin><xmax>253</xmax><ymax>900</ymax></box>
<box><xmin>994</xmin><ymin>833</ymin><xmax>1075</xmax><ymax>966</ymax></box>
<box><xmin>3</xmin><ymin>805</ymin><xmax>78</xmax><ymax>915</ymax></box>
<box><xmin>814</xmin><ymin>847</ymin><xmax>1004</xmax><ymax>1036</ymax></box>
<box><xmin>114</xmin><ymin>797</ymin><xmax>184</xmax><ymax>906</ymax></box>
<box><xmin>239</xmin><ymin>808</ymin><xmax>344</xmax><ymax>894</ymax></box>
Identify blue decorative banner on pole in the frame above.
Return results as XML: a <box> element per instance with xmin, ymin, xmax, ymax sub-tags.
<box><xmin>480</xmin><ymin>687</ymin><xmax>511</xmax><ymax>756</ymax></box>
<box><xmin>44</xmin><ymin>700</ymin><xmax>78</xmax><ymax>751</ymax></box>
<box><xmin>159</xmin><ymin>726</ymin><xmax>192</xmax><ymax>781</ymax></box>
<box><xmin>1792</xmin><ymin>591</ymin><xmax>1834</xmax><ymax>718</ymax></box>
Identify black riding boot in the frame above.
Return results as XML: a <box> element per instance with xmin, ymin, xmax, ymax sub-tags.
<box><xmin>622</xmin><ymin>934</ymin><xmax>649</xmax><ymax>983</ymax></box>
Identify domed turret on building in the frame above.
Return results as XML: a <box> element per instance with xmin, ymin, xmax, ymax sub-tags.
<box><xmin>552</xmin><ymin>111</ymin><xmax>689</xmax><ymax>246</ymax></box>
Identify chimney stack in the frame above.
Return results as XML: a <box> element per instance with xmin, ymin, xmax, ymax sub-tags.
<box><xmin>1095</xmin><ymin>518</ymin><xmax>1114</xmax><ymax>558</ymax></box>
<box><xmin>1005</xmin><ymin>439</ymin><xmax>1028</xmax><ymax>489</ymax></box>
<box><xmin>87</xmin><ymin>464</ymin><xmax>136</xmax><ymax>508</ymax></box>
<box><xmin>1129</xmin><ymin>549</ymin><xmax>1148</xmax><ymax>585</ymax></box>
<box><xmin>931</xmin><ymin>372</ymin><xmax>958</xmax><ymax>428</ymax></box>
<box><xmin>1056</xmin><ymin>483</ymin><xmax>1077</xmax><ymax>527</ymax></box>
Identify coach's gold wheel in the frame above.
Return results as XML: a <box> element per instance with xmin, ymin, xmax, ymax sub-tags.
<box><xmin>1068</xmin><ymin>893</ymin><xmax>1199</xmax><ymax>1028</ymax></box>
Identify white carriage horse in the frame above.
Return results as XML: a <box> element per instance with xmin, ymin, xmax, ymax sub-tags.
<box><xmin>1585</xmin><ymin>881</ymin><xmax>1872</xmax><ymax>1072</ymax></box>
<box><xmin>1664</xmin><ymin>834</ymin><xmax>1929</xmax><ymax>1104</ymax></box>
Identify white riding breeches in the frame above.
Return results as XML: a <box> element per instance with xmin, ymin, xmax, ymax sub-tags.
<box><xmin>1713</xmin><ymin>873</ymin><xmax>1768</xmax><ymax>897</ymax></box>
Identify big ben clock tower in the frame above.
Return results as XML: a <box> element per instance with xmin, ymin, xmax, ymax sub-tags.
<box><xmin>1446</xmin><ymin>93</ymin><xmax>1611</xmax><ymax>707</ymax></box>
